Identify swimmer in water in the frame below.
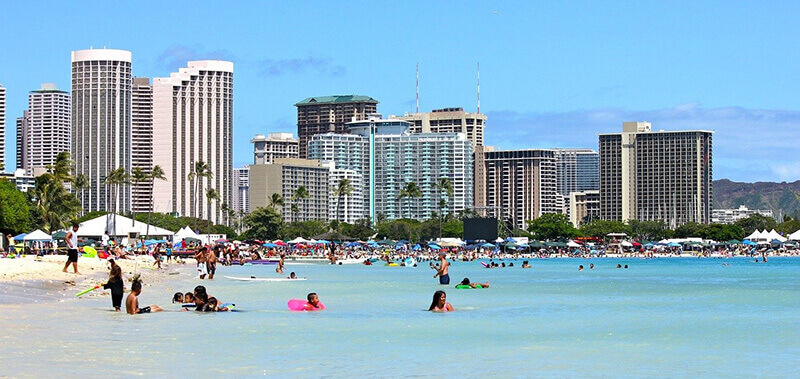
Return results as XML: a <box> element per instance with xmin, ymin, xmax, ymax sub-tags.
<box><xmin>288</xmin><ymin>272</ymin><xmax>297</xmax><ymax>279</ymax></box>
<box><xmin>125</xmin><ymin>279</ymin><xmax>162</xmax><ymax>315</ymax></box>
<box><xmin>304</xmin><ymin>293</ymin><xmax>324</xmax><ymax>310</ymax></box>
<box><xmin>522</xmin><ymin>261</ymin><xmax>531</xmax><ymax>268</ymax></box>
<box><xmin>172</xmin><ymin>292</ymin><xmax>184</xmax><ymax>303</ymax></box>
<box><xmin>617</xmin><ymin>264</ymin><xmax>622</xmax><ymax>269</ymax></box>
<box><xmin>579</xmin><ymin>265</ymin><xmax>584</xmax><ymax>271</ymax></box>
<box><xmin>458</xmin><ymin>277</ymin><xmax>489</xmax><ymax>288</ymax></box>
<box><xmin>590</xmin><ymin>263</ymin><xmax>594</xmax><ymax>269</ymax></box>
<box><xmin>276</xmin><ymin>255</ymin><xmax>285</xmax><ymax>274</ymax></box>
<box><xmin>428</xmin><ymin>290</ymin><xmax>453</xmax><ymax>312</ymax></box>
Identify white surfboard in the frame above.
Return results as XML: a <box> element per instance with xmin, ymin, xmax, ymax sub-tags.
<box><xmin>224</xmin><ymin>276</ymin><xmax>307</xmax><ymax>282</ymax></box>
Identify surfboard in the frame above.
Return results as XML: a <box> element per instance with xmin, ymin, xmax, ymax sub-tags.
<box><xmin>224</xmin><ymin>276</ymin><xmax>307</xmax><ymax>282</ymax></box>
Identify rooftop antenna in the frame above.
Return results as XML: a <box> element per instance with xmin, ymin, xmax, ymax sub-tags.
<box><xmin>477</xmin><ymin>62</ymin><xmax>481</xmax><ymax>114</ymax></box>
<box><xmin>415</xmin><ymin>63</ymin><xmax>419</xmax><ymax>113</ymax></box>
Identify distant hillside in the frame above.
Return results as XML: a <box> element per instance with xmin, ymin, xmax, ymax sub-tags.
<box><xmin>713</xmin><ymin>179</ymin><xmax>800</xmax><ymax>219</ymax></box>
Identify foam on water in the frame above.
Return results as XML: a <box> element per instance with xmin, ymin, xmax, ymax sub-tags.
<box><xmin>1</xmin><ymin>257</ymin><xmax>799</xmax><ymax>377</ymax></box>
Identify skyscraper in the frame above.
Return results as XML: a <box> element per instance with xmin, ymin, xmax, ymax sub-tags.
<box><xmin>131</xmin><ymin>78</ymin><xmax>153</xmax><ymax>214</ymax></box>
<box><xmin>251</xmin><ymin>132</ymin><xmax>298</xmax><ymax>164</ymax></box>
<box><xmin>232</xmin><ymin>166</ymin><xmax>250</xmax><ymax>215</ymax></box>
<box><xmin>309</xmin><ymin>116</ymin><xmax>474</xmax><ymax>222</ymax></box>
<box><xmin>19</xmin><ymin>84</ymin><xmax>71</xmax><ymax>175</ymax></box>
<box><xmin>482</xmin><ymin>149</ymin><xmax>559</xmax><ymax>230</ymax></box>
<box><xmin>0</xmin><ymin>84</ymin><xmax>6</xmax><ymax>171</ymax></box>
<box><xmin>397</xmin><ymin>107</ymin><xmax>488</xmax><ymax>210</ymax></box>
<box><xmin>71</xmin><ymin>49</ymin><xmax>133</xmax><ymax>213</ymax></box>
<box><xmin>295</xmin><ymin>95</ymin><xmax>378</xmax><ymax>158</ymax></box>
<box><xmin>599</xmin><ymin>122</ymin><xmax>713</xmax><ymax>227</ymax></box>
<box><xmin>249</xmin><ymin>159</ymin><xmax>329</xmax><ymax>222</ymax></box>
<box><xmin>152</xmin><ymin>60</ymin><xmax>234</xmax><ymax>225</ymax></box>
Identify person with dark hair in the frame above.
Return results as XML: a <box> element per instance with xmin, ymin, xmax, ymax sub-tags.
<box><xmin>103</xmin><ymin>265</ymin><xmax>125</xmax><ymax>311</ymax></box>
<box><xmin>207</xmin><ymin>246</ymin><xmax>219</xmax><ymax>279</ymax></box>
<box><xmin>125</xmin><ymin>279</ymin><xmax>162</xmax><ymax>314</ymax></box>
<box><xmin>304</xmin><ymin>293</ymin><xmax>324</xmax><ymax>310</ymax></box>
<box><xmin>195</xmin><ymin>247</ymin><xmax>208</xmax><ymax>279</ymax></box>
<box><xmin>184</xmin><ymin>292</ymin><xmax>194</xmax><ymax>303</ymax></box>
<box><xmin>172</xmin><ymin>292</ymin><xmax>185</xmax><ymax>303</ymax></box>
<box><xmin>152</xmin><ymin>243</ymin><xmax>162</xmax><ymax>269</ymax></box>
<box><xmin>428</xmin><ymin>290</ymin><xmax>453</xmax><ymax>312</ymax></box>
<box><xmin>458</xmin><ymin>277</ymin><xmax>489</xmax><ymax>288</ymax></box>
<box><xmin>62</xmin><ymin>223</ymin><xmax>81</xmax><ymax>274</ymax></box>
<box><xmin>522</xmin><ymin>261</ymin><xmax>531</xmax><ymax>268</ymax></box>
<box><xmin>276</xmin><ymin>255</ymin><xmax>285</xmax><ymax>274</ymax></box>
<box><xmin>433</xmin><ymin>253</ymin><xmax>450</xmax><ymax>285</ymax></box>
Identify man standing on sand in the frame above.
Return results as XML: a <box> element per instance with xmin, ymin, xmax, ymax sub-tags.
<box><xmin>62</xmin><ymin>223</ymin><xmax>80</xmax><ymax>274</ymax></box>
<box><xmin>195</xmin><ymin>246</ymin><xmax>208</xmax><ymax>279</ymax></box>
<box><xmin>433</xmin><ymin>252</ymin><xmax>450</xmax><ymax>285</ymax></box>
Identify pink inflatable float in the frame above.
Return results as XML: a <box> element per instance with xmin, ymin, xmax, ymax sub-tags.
<box><xmin>287</xmin><ymin>299</ymin><xmax>325</xmax><ymax>311</ymax></box>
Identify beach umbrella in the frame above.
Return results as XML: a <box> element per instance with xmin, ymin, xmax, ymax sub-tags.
<box><xmin>315</xmin><ymin>239</ymin><xmax>331</xmax><ymax>245</ymax></box>
<box><xmin>727</xmin><ymin>239</ymin><xmax>741</xmax><ymax>245</ymax></box>
<box><xmin>481</xmin><ymin>243</ymin><xmax>495</xmax><ymax>248</ymax></box>
<box><xmin>412</xmin><ymin>244</ymin><xmax>422</xmax><ymax>251</ymax></box>
<box><xmin>742</xmin><ymin>239</ymin><xmax>757</xmax><ymax>246</ymax></box>
<box><xmin>667</xmin><ymin>242</ymin><xmax>681</xmax><ymax>247</ymax></box>
<box><xmin>215</xmin><ymin>238</ymin><xmax>228</xmax><ymax>244</ymax></box>
<box><xmin>51</xmin><ymin>231</ymin><xmax>67</xmax><ymax>240</ymax></box>
<box><xmin>262</xmin><ymin>243</ymin><xmax>277</xmax><ymax>248</ymax></box>
<box><xmin>13</xmin><ymin>233</ymin><xmax>27</xmax><ymax>241</ymax></box>
<box><xmin>274</xmin><ymin>240</ymin><xmax>288</xmax><ymax>246</ymax></box>
<box><xmin>377</xmin><ymin>239</ymin><xmax>395</xmax><ymax>246</ymax></box>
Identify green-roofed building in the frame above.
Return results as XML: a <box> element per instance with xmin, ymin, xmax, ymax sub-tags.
<box><xmin>295</xmin><ymin>94</ymin><xmax>378</xmax><ymax>158</ymax></box>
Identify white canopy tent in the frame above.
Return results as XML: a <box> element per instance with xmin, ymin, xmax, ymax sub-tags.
<box><xmin>789</xmin><ymin>229</ymin><xmax>800</xmax><ymax>241</ymax></box>
<box><xmin>288</xmin><ymin>237</ymin><xmax>308</xmax><ymax>244</ymax></box>
<box><xmin>73</xmin><ymin>214</ymin><xmax>174</xmax><ymax>240</ymax></box>
<box><xmin>24</xmin><ymin>229</ymin><xmax>52</xmax><ymax>241</ymax></box>
<box><xmin>567</xmin><ymin>240</ymin><xmax>581</xmax><ymax>248</ymax></box>
<box><xmin>174</xmin><ymin>226</ymin><xmax>201</xmax><ymax>241</ymax></box>
<box><xmin>766</xmin><ymin>229</ymin><xmax>787</xmax><ymax>242</ymax></box>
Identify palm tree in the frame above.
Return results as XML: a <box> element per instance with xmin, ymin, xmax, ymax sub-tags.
<box><xmin>187</xmin><ymin>161</ymin><xmax>213</xmax><ymax>231</ymax></box>
<box><xmin>268</xmin><ymin>193</ymin><xmax>285</xmax><ymax>212</ymax></box>
<box><xmin>291</xmin><ymin>186</ymin><xmax>309</xmax><ymax>222</ymax></box>
<box><xmin>74</xmin><ymin>174</ymin><xmax>89</xmax><ymax>216</ymax></box>
<box><xmin>129</xmin><ymin>167</ymin><xmax>149</xmax><ymax>226</ymax></box>
<box><xmin>398</xmin><ymin>182</ymin><xmax>422</xmax><ymax>220</ymax></box>
<box><xmin>435</xmin><ymin>177</ymin><xmax>453</xmax><ymax>238</ymax></box>
<box><xmin>206</xmin><ymin>188</ymin><xmax>220</xmax><ymax>226</ymax></box>
<box><xmin>332</xmin><ymin>178</ymin><xmax>354</xmax><ymax>222</ymax></box>
<box><xmin>144</xmin><ymin>165</ymin><xmax>166</xmax><ymax>239</ymax></box>
<box><xmin>32</xmin><ymin>173</ymin><xmax>81</xmax><ymax>232</ymax></box>
<box><xmin>103</xmin><ymin>167</ymin><xmax>128</xmax><ymax>237</ymax></box>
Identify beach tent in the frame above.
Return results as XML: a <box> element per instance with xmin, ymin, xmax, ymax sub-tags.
<box><xmin>789</xmin><ymin>230</ymin><xmax>800</xmax><ymax>241</ymax></box>
<box><xmin>73</xmin><ymin>214</ymin><xmax>174</xmax><ymax>240</ymax></box>
<box><xmin>13</xmin><ymin>233</ymin><xmax>27</xmax><ymax>241</ymax></box>
<box><xmin>174</xmin><ymin>226</ymin><xmax>200</xmax><ymax>241</ymax></box>
<box><xmin>567</xmin><ymin>240</ymin><xmax>581</xmax><ymax>248</ymax></box>
<box><xmin>288</xmin><ymin>237</ymin><xmax>308</xmax><ymax>244</ymax></box>
<box><xmin>24</xmin><ymin>230</ymin><xmax>52</xmax><ymax>241</ymax></box>
<box><xmin>620</xmin><ymin>241</ymin><xmax>633</xmax><ymax>247</ymax></box>
<box><xmin>742</xmin><ymin>239</ymin><xmax>758</xmax><ymax>246</ymax></box>
<box><xmin>744</xmin><ymin>230</ymin><xmax>761</xmax><ymax>241</ymax></box>
<box><xmin>766</xmin><ymin>229</ymin><xmax>787</xmax><ymax>242</ymax></box>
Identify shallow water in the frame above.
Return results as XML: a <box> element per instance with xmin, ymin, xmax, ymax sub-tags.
<box><xmin>1</xmin><ymin>258</ymin><xmax>799</xmax><ymax>377</ymax></box>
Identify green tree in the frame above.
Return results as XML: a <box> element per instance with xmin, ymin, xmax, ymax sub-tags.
<box><xmin>332</xmin><ymin>178</ymin><xmax>354</xmax><ymax>222</ymax></box>
<box><xmin>280</xmin><ymin>220</ymin><xmax>329</xmax><ymax>239</ymax></box>
<box><xmin>74</xmin><ymin>174</ymin><xmax>89</xmax><ymax>216</ymax></box>
<box><xmin>241</xmin><ymin>207</ymin><xmax>283</xmax><ymax>240</ymax></box>
<box><xmin>699</xmin><ymin>223</ymin><xmax>745</xmax><ymax>241</ymax></box>
<box><xmin>145</xmin><ymin>165</ymin><xmax>167</xmax><ymax>239</ymax></box>
<box><xmin>187</xmin><ymin>161</ymin><xmax>213</xmax><ymax>230</ymax></box>
<box><xmin>435</xmin><ymin>177</ymin><xmax>453</xmax><ymax>238</ymax></box>
<box><xmin>129</xmin><ymin>167</ymin><xmax>149</xmax><ymax>226</ymax></box>
<box><xmin>32</xmin><ymin>173</ymin><xmax>81</xmax><ymax>232</ymax></box>
<box><xmin>268</xmin><ymin>193</ymin><xmax>285</xmax><ymax>212</ymax></box>
<box><xmin>734</xmin><ymin>213</ymin><xmax>778</xmax><ymax>235</ymax></box>
<box><xmin>579</xmin><ymin>220</ymin><xmax>630</xmax><ymax>239</ymax></box>
<box><xmin>777</xmin><ymin>218</ymin><xmax>800</xmax><ymax>235</ymax></box>
<box><xmin>291</xmin><ymin>186</ymin><xmax>309</xmax><ymax>222</ymax></box>
<box><xmin>0</xmin><ymin>180</ymin><xmax>32</xmax><ymax>235</ymax></box>
<box><xmin>338</xmin><ymin>218</ymin><xmax>376</xmax><ymax>240</ymax></box>
<box><xmin>628</xmin><ymin>220</ymin><xmax>672</xmax><ymax>241</ymax></box>
<box><xmin>673</xmin><ymin>222</ymin><xmax>704</xmax><ymax>238</ymax></box>
<box><xmin>206</xmin><ymin>188</ymin><xmax>220</xmax><ymax>224</ymax></box>
<box><xmin>103</xmin><ymin>167</ymin><xmax>128</xmax><ymax>236</ymax></box>
<box><xmin>397</xmin><ymin>182</ymin><xmax>422</xmax><ymax>220</ymax></box>
<box><xmin>526</xmin><ymin>213</ymin><xmax>577</xmax><ymax>240</ymax></box>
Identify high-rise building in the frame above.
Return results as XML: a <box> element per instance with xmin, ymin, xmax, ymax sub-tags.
<box><xmin>599</xmin><ymin>122</ymin><xmax>713</xmax><ymax>227</ymax></box>
<box><xmin>326</xmin><ymin>163</ymin><xmax>365</xmax><ymax>224</ymax></box>
<box><xmin>483</xmin><ymin>149</ymin><xmax>559</xmax><ymax>230</ymax></box>
<box><xmin>712</xmin><ymin>205</ymin><xmax>773</xmax><ymax>225</ymax></box>
<box><xmin>71</xmin><ymin>49</ymin><xmax>133</xmax><ymax>213</ymax></box>
<box><xmin>295</xmin><ymin>95</ymin><xmax>378</xmax><ymax>158</ymax></box>
<box><xmin>152</xmin><ymin>60</ymin><xmax>234</xmax><ymax>225</ymax></box>
<box><xmin>16</xmin><ymin>111</ymin><xmax>28</xmax><ymax>171</ymax></box>
<box><xmin>251</xmin><ymin>132</ymin><xmax>298</xmax><ymax>164</ymax></box>
<box><xmin>249</xmin><ymin>158</ymin><xmax>329</xmax><ymax>222</ymax></box>
<box><xmin>232</xmin><ymin>166</ymin><xmax>250</xmax><ymax>215</ymax></box>
<box><xmin>569</xmin><ymin>190</ymin><xmax>600</xmax><ymax>227</ymax></box>
<box><xmin>309</xmin><ymin>116</ymin><xmax>473</xmax><ymax>222</ymax></box>
<box><xmin>552</xmin><ymin>148</ymin><xmax>599</xmax><ymax>216</ymax></box>
<box><xmin>131</xmin><ymin>78</ymin><xmax>154</xmax><ymax>214</ymax></box>
<box><xmin>18</xmin><ymin>84</ymin><xmax>71</xmax><ymax>175</ymax></box>
<box><xmin>0</xmin><ymin>84</ymin><xmax>6</xmax><ymax>171</ymax></box>
<box><xmin>397</xmin><ymin>107</ymin><xmax>488</xmax><ymax>211</ymax></box>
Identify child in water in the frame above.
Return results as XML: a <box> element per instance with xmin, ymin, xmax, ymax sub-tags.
<box><xmin>428</xmin><ymin>290</ymin><xmax>454</xmax><ymax>312</ymax></box>
<box><xmin>458</xmin><ymin>277</ymin><xmax>490</xmax><ymax>288</ymax></box>
<box><xmin>125</xmin><ymin>279</ymin><xmax>163</xmax><ymax>315</ymax></box>
<box><xmin>305</xmin><ymin>293</ymin><xmax>324</xmax><ymax>310</ymax></box>
<box><xmin>103</xmin><ymin>265</ymin><xmax>125</xmax><ymax>312</ymax></box>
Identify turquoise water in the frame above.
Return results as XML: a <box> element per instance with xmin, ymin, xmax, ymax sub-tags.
<box><xmin>1</xmin><ymin>258</ymin><xmax>799</xmax><ymax>377</ymax></box>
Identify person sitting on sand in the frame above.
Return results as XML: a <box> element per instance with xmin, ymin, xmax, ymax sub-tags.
<box><xmin>125</xmin><ymin>279</ymin><xmax>162</xmax><ymax>315</ymax></box>
<box><xmin>428</xmin><ymin>290</ymin><xmax>453</xmax><ymax>312</ymax></box>
<box><xmin>458</xmin><ymin>277</ymin><xmax>489</xmax><ymax>288</ymax></box>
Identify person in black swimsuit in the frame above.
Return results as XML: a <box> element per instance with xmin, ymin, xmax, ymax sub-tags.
<box><xmin>103</xmin><ymin>265</ymin><xmax>124</xmax><ymax>311</ymax></box>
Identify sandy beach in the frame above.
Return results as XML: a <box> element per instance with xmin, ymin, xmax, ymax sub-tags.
<box><xmin>0</xmin><ymin>255</ymin><xmax>191</xmax><ymax>304</ymax></box>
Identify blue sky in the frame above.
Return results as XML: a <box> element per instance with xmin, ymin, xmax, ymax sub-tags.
<box><xmin>2</xmin><ymin>1</ymin><xmax>799</xmax><ymax>182</ymax></box>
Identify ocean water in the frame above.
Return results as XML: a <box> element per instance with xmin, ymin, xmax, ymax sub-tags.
<box><xmin>1</xmin><ymin>258</ymin><xmax>799</xmax><ymax>377</ymax></box>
